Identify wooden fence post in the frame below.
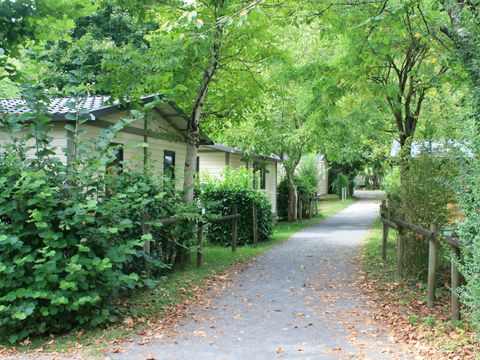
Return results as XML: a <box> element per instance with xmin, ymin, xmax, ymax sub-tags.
<box><xmin>451</xmin><ymin>245</ymin><xmax>461</xmax><ymax>321</ymax></box>
<box><xmin>252</xmin><ymin>201</ymin><xmax>259</xmax><ymax>247</ymax></box>
<box><xmin>141</xmin><ymin>213</ymin><xmax>152</xmax><ymax>275</ymax></box>
<box><xmin>427</xmin><ymin>223</ymin><xmax>438</xmax><ymax>308</ymax></box>
<box><xmin>308</xmin><ymin>197</ymin><xmax>312</xmax><ymax>219</ymax></box>
<box><xmin>298</xmin><ymin>198</ymin><xmax>303</xmax><ymax>221</ymax></box>
<box><xmin>197</xmin><ymin>221</ymin><xmax>204</xmax><ymax>268</ymax></box>
<box><xmin>142</xmin><ymin>213</ymin><xmax>151</xmax><ymax>255</ymax></box>
<box><xmin>232</xmin><ymin>204</ymin><xmax>238</xmax><ymax>252</ymax></box>
<box><xmin>397</xmin><ymin>227</ymin><xmax>405</xmax><ymax>277</ymax></box>
<box><xmin>381</xmin><ymin>203</ymin><xmax>389</xmax><ymax>264</ymax></box>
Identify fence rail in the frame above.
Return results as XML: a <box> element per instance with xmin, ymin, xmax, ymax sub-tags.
<box><xmin>380</xmin><ymin>201</ymin><xmax>461</xmax><ymax>321</ymax></box>
<box><xmin>141</xmin><ymin>202</ymin><xmax>263</xmax><ymax>269</ymax></box>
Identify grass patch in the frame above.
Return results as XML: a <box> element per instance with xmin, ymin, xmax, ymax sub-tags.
<box><xmin>5</xmin><ymin>196</ymin><xmax>355</xmax><ymax>355</ymax></box>
<box><xmin>362</xmin><ymin>219</ymin><xmax>479</xmax><ymax>358</ymax></box>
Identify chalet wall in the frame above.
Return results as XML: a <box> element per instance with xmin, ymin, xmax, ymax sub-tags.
<box><xmin>197</xmin><ymin>146</ymin><xmax>278</xmax><ymax>214</ymax></box>
<box><xmin>0</xmin><ymin>123</ymin><xmax>68</xmax><ymax>164</ymax></box>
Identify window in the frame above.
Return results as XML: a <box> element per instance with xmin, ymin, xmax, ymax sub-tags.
<box><xmin>164</xmin><ymin>150</ymin><xmax>176</xmax><ymax>181</ymax></box>
<box><xmin>253</xmin><ymin>162</ymin><xmax>267</xmax><ymax>190</ymax></box>
<box><xmin>107</xmin><ymin>143</ymin><xmax>124</xmax><ymax>175</ymax></box>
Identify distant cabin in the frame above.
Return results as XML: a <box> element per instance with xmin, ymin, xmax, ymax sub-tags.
<box><xmin>315</xmin><ymin>155</ymin><xmax>329</xmax><ymax>195</ymax></box>
<box><xmin>197</xmin><ymin>144</ymin><xmax>280</xmax><ymax>214</ymax></box>
<box><xmin>0</xmin><ymin>95</ymin><xmax>212</xmax><ymax>190</ymax></box>
<box><xmin>278</xmin><ymin>154</ymin><xmax>329</xmax><ymax>196</ymax></box>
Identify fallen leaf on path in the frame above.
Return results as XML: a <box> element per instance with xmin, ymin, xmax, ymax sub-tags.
<box><xmin>275</xmin><ymin>347</ymin><xmax>283</xmax><ymax>353</ymax></box>
<box><xmin>193</xmin><ymin>329</ymin><xmax>207</xmax><ymax>338</ymax></box>
<box><xmin>294</xmin><ymin>313</ymin><xmax>307</xmax><ymax>318</ymax></box>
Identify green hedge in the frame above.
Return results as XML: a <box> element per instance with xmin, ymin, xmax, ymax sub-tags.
<box><xmin>198</xmin><ymin>168</ymin><xmax>272</xmax><ymax>246</ymax></box>
<box><xmin>277</xmin><ymin>179</ymin><xmax>290</xmax><ymax>220</ymax></box>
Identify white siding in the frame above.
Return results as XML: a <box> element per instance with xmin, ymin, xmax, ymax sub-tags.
<box><xmin>263</xmin><ymin>159</ymin><xmax>277</xmax><ymax>214</ymax></box>
<box><xmin>0</xmin><ymin>123</ymin><xmax>68</xmax><ymax>164</ymax></box>
<box><xmin>198</xmin><ymin>148</ymin><xmax>278</xmax><ymax>214</ymax></box>
<box><xmin>81</xmin><ymin>123</ymin><xmax>145</xmax><ymax>171</ymax></box>
<box><xmin>148</xmin><ymin>137</ymin><xmax>187</xmax><ymax>190</ymax></box>
<box><xmin>317</xmin><ymin>160</ymin><xmax>329</xmax><ymax>195</ymax></box>
<box><xmin>82</xmin><ymin>111</ymin><xmax>187</xmax><ymax>190</ymax></box>
<box><xmin>197</xmin><ymin>147</ymin><xmax>226</xmax><ymax>178</ymax></box>
<box><xmin>229</xmin><ymin>153</ymin><xmax>244</xmax><ymax>169</ymax></box>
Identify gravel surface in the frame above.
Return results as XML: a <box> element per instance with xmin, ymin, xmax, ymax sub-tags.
<box><xmin>109</xmin><ymin>191</ymin><xmax>409</xmax><ymax>360</ymax></box>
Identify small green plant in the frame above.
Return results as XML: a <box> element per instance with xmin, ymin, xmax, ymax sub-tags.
<box><xmin>409</xmin><ymin>314</ymin><xmax>420</xmax><ymax>326</ymax></box>
<box><xmin>423</xmin><ymin>315</ymin><xmax>437</xmax><ymax>327</ymax></box>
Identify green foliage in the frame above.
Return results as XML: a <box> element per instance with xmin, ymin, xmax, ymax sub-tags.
<box><xmin>277</xmin><ymin>179</ymin><xmax>290</xmax><ymax>221</ymax></box>
<box><xmin>458</xmin><ymin>139</ymin><xmax>480</xmax><ymax>328</ymax></box>
<box><xmin>41</xmin><ymin>3</ymin><xmax>156</xmax><ymax>91</ymax></box>
<box><xmin>296</xmin><ymin>157</ymin><xmax>320</xmax><ymax>197</ymax></box>
<box><xmin>331</xmin><ymin>173</ymin><xmax>349</xmax><ymax>198</ymax></box>
<box><xmin>198</xmin><ymin>168</ymin><xmax>272</xmax><ymax>246</ymax></box>
<box><xmin>0</xmin><ymin>92</ymin><xmax>195</xmax><ymax>342</ymax></box>
<box><xmin>382</xmin><ymin>167</ymin><xmax>401</xmax><ymax>198</ymax></box>
<box><xmin>277</xmin><ymin>158</ymin><xmax>320</xmax><ymax>220</ymax></box>
<box><xmin>392</xmin><ymin>149</ymin><xmax>459</xmax><ymax>276</ymax></box>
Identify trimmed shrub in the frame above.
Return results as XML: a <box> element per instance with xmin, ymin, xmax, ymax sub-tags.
<box><xmin>198</xmin><ymin>168</ymin><xmax>272</xmax><ymax>246</ymax></box>
<box><xmin>277</xmin><ymin>178</ymin><xmax>290</xmax><ymax>220</ymax></box>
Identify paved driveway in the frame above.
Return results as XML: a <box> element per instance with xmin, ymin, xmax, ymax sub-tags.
<box><xmin>110</xmin><ymin>191</ymin><xmax>408</xmax><ymax>360</ymax></box>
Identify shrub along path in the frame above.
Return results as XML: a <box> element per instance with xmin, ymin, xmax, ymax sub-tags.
<box><xmin>109</xmin><ymin>191</ymin><xmax>410</xmax><ymax>359</ymax></box>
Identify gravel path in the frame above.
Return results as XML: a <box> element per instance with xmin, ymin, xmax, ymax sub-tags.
<box><xmin>110</xmin><ymin>191</ymin><xmax>408</xmax><ymax>360</ymax></box>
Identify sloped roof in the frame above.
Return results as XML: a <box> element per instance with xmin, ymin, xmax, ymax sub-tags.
<box><xmin>0</xmin><ymin>96</ymin><xmax>112</xmax><ymax>117</ymax></box>
<box><xmin>204</xmin><ymin>144</ymin><xmax>281</xmax><ymax>161</ymax></box>
<box><xmin>0</xmin><ymin>95</ymin><xmax>213</xmax><ymax>144</ymax></box>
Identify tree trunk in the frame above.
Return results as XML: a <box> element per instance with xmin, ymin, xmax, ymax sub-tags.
<box><xmin>287</xmin><ymin>172</ymin><xmax>297</xmax><ymax>222</ymax></box>
<box><xmin>182</xmin><ymin>20</ymin><xmax>223</xmax><ymax>203</ymax></box>
<box><xmin>178</xmin><ymin>17</ymin><xmax>223</xmax><ymax>266</ymax></box>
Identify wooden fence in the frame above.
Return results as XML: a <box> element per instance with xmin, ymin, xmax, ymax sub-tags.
<box><xmin>141</xmin><ymin>202</ymin><xmax>261</xmax><ymax>269</ymax></box>
<box><xmin>297</xmin><ymin>195</ymin><xmax>320</xmax><ymax>221</ymax></box>
<box><xmin>380</xmin><ymin>200</ymin><xmax>461</xmax><ymax>321</ymax></box>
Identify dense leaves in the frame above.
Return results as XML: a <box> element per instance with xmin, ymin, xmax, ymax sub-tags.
<box><xmin>0</xmin><ymin>92</ymin><xmax>196</xmax><ymax>342</ymax></box>
<box><xmin>198</xmin><ymin>168</ymin><xmax>272</xmax><ymax>246</ymax></box>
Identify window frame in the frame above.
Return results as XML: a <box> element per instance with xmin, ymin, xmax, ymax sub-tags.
<box><xmin>253</xmin><ymin>161</ymin><xmax>267</xmax><ymax>190</ymax></box>
<box><xmin>163</xmin><ymin>150</ymin><xmax>176</xmax><ymax>181</ymax></box>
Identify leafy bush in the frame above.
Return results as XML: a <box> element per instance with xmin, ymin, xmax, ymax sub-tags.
<box><xmin>276</xmin><ymin>159</ymin><xmax>320</xmax><ymax>221</ymax></box>
<box><xmin>381</xmin><ymin>166</ymin><xmax>401</xmax><ymax>199</ymax></box>
<box><xmin>394</xmin><ymin>148</ymin><xmax>459</xmax><ymax>276</ymax></box>
<box><xmin>0</xmin><ymin>97</ymin><xmax>193</xmax><ymax>342</ymax></box>
<box><xmin>296</xmin><ymin>158</ymin><xmax>320</xmax><ymax>197</ymax></box>
<box><xmin>332</xmin><ymin>173</ymin><xmax>349</xmax><ymax>198</ymax></box>
<box><xmin>198</xmin><ymin>168</ymin><xmax>272</xmax><ymax>246</ymax></box>
<box><xmin>277</xmin><ymin>179</ymin><xmax>290</xmax><ymax>220</ymax></box>
<box><xmin>104</xmin><ymin>170</ymin><xmax>197</xmax><ymax>271</ymax></box>
<box><xmin>458</xmin><ymin>140</ymin><xmax>480</xmax><ymax>328</ymax></box>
